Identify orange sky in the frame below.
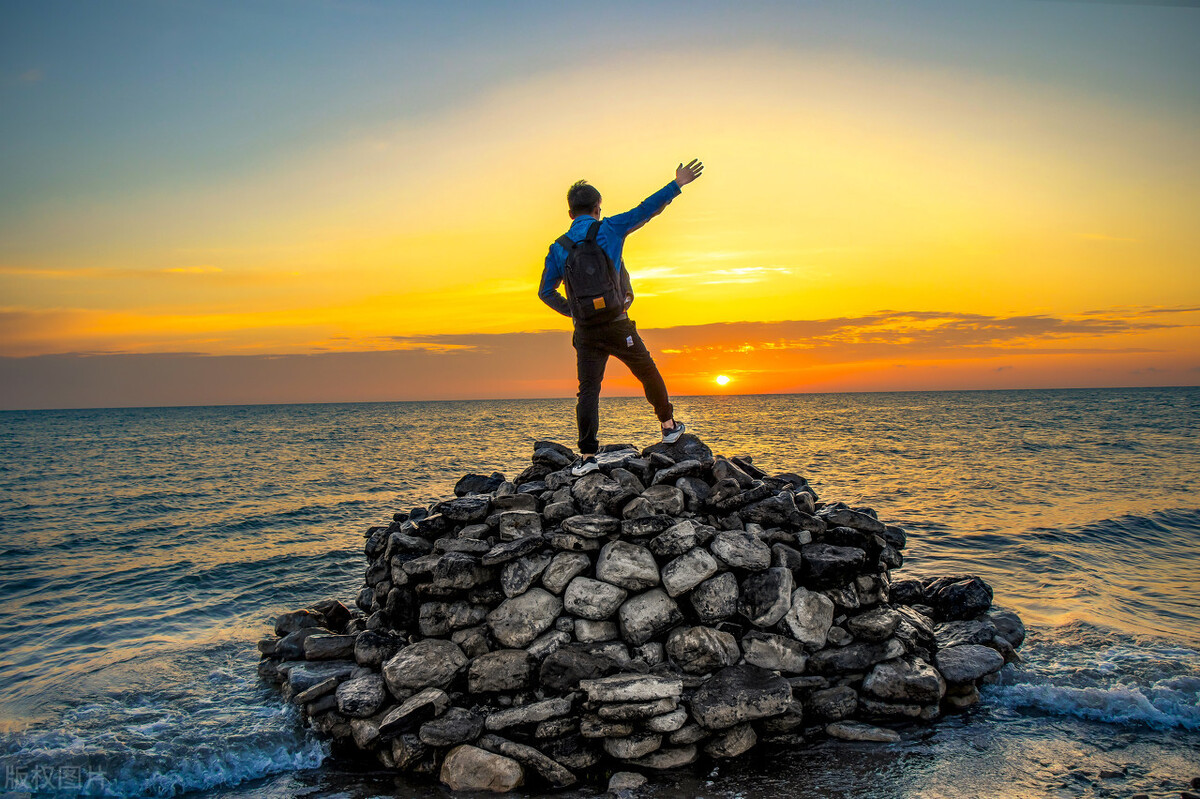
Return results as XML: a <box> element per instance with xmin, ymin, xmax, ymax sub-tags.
<box><xmin>2</xmin><ymin>3</ymin><xmax>1198</xmax><ymax>408</ymax></box>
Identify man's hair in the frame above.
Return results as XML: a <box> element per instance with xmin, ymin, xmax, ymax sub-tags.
<box><xmin>567</xmin><ymin>180</ymin><xmax>602</xmax><ymax>217</ymax></box>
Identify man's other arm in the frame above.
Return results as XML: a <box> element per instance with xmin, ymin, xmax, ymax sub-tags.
<box><xmin>538</xmin><ymin>245</ymin><xmax>572</xmax><ymax>317</ymax></box>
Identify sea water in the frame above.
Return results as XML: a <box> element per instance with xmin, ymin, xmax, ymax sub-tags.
<box><xmin>1</xmin><ymin>388</ymin><xmax>1197</xmax><ymax>797</ymax></box>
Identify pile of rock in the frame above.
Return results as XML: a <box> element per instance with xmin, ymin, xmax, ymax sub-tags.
<box><xmin>257</xmin><ymin>435</ymin><xmax>1025</xmax><ymax>793</ymax></box>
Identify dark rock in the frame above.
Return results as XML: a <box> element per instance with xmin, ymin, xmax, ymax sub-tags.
<box><xmin>935</xmin><ymin>644</ymin><xmax>1005</xmax><ymax>683</ymax></box>
<box><xmin>539</xmin><ymin>646</ymin><xmax>620</xmax><ymax>692</ymax></box>
<box><xmin>439</xmin><ymin>495</ymin><xmax>492</xmax><ymax>524</ymax></box>
<box><xmin>621</xmin><ymin>515</ymin><xmax>677</xmax><ymax>538</ymax></box>
<box><xmin>485</xmin><ymin>697</ymin><xmax>573</xmax><ymax>731</ymax></box>
<box><xmin>596</xmin><ymin>541</ymin><xmax>661</xmax><ymax>591</ymax></box>
<box><xmin>540</xmin><ymin>551</ymin><xmax>591</xmax><ymax>594</ymax></box>
<box><xmin>987</xmin><ymin>609</ymin><xmax>1026</xmax><ymax>648</ymax></box>
<box><xmin>379</xmin><ymin>687</ymin><xmax>451</xmax><ymax>736</ymax></box>
<box><xmin>689</xmin><ymin>664</ymin><xmax>793</xmax><ymax>730</ymax></box>
<box><xmin>821</xmin><ymin>507</ymin><xmax>886</xmax><ymax>534</ymax></box>
<box><xmin>640</xmin><ymin>484</ymin><xmax>686</xmax><ymax>516</ymax></box>
<box><xmin>604</xmin><ymin>731</ymin><xmax>663</xmax><ymax>760</ymax></box>
<box><xmin>650</xmin><ymin>458</ymin><xmax>704</xmax><ymax>485</ymax></box>
<box><xmin>925</xmin><ymin>576</ymin><xmax>993</xmax><ymax>620</ymax></box>
<box><xmin>712</xmin><ymin>458</ymin><xmax>754</xmax><ymax>488</ymax></box>
<box><xmin>704</xmin><ymin>722</ymin><xmax>756</xmax><ymax>758</ymax></box>
<box><xmin>771</xmin><ymin>542</ymin><xmax>804</xmax><ymax>573</ymax></box>
<box><xmin>335</xmin><ymin>673</ymin><xmax>386</xmax><ymax>718</ymax></box>
<box><xmin>501</xmin><ymin>552</ymin><xmax>552</xmax><ymax>598</ymax></box>
<box><xmin>826</xmin><ymin>721</ymin><xmax>900</xmax><ymax>743</ymax></box>
<box><xmin>889</xmin><ymin>578</ymin><xmax>925</xmax><ymax>606</ymax></box>
<box><xmin>274</xmin><ymin>609</ymin><xmax>327</xmax><ymax>637</ymax></box>
<box><xmin>677</xmin><ymin>476</ymin><xmax>712</xmax><ymax>510</ymax></box>
<box><xmin>649</xmin><ymin>520</ymin><xmax>701</xmax><ymax>556</ymax></box>
<box><xmin>419</xmin><ymin>707</ymin><xmax>484</xmax><ymax>747</ymax></box>
<box><xmin>468</xmin><ymin>649</ymin><xmax>537</xmax><ymax>693</ymax></box>
<box><xmin>661</xmin><ymin>547</ymin><xmax>720</xmax><ymax>597</ymax></box>
<box><xmin>498</xmin><ymin>510</ymin><xmax>542</xmax><ymax>541</ymax></box>
<box><xmin>477</xmin><ymin>734</ymin><xmax>578</xmax><ymax>788</ymax></box>
<box><xmin>431</xmin><ymin>552</ymin><xmax>493</xmax><ymax>590</ymax></box>
<box><xmin>276</xmin><ymin>627</ymin><xmax>325</xmax><ymax>660</ymax></box>
<box><xmin>847</xmin><ymin>607</ymin><xmax>903</xmax><ymax>642</ymax></box>
<box><xmin>493</xmin><ymin>493</ymin><xmax>538</xmax><ymax>512</ymax></box>
<box><xmin>642</xmin><ymin>433</ymin><xmax>713</xmax><ymax>463</ymax></box>
<box><xmin>354</xmin><ymin>630</ymin><xmax>402</xmax><ymax>668</ymax></box>
<box><xmin>742</xmin><ymin>493</ymin><xmax>804</xmax><ymax>529</ymax></box>
<box><xmin>808</xmin><ymin>638</ymin><xmax>905</xmax><ymax>674</ymax></box>
<box><xmin>740</xmin><ymin>631</ymin><xmax>807</xmax><ymax>673</ymax></box>
<box><xmin>454</xmin><ymin>472</ymin><xmax>505</xmax><ymax>496</ymax></box>
<box><xmin>564</xmin><ymin>576</ymin><xmax>628</xmax><ymax>620</ymax></box>
<box><xmin>690</xmin><ymin>571</ymin><xmax>739</xmax><ymax>624</ymax></box>
<box><xmin>533</xmin><ymin>446</ymin><xmax>574</xmax><ymax>470</ymax></box>
<box><xmin>801</xmin><ymin>543</ymin><xmax>867</xmax><ymax>588</ymax></box>
<box><xmin>571</xmin><ymin>472</ymin><xmax>628</xmax><ymax>510</ymax></box>
<box><xmin>863</xmin><ymin>656</ymin><xmax>946</xmax><ymax>704</ymax></box>
<box><xmin>935</xmin><ymin>618</ymin><xmax>997</xmax><ymax>649</ymax></box>
<box><xmin>562</xmin><ymin>514</ymin><xmax>621</xmax><ymax>538</ymax></box>
<box><xmin>303</xmin><ymin>633</ymin><xmax>357</xmax><ymax>660</ymax></box>
<box><xmin>738</xmin><ymin>567</ymin><xmax>794</xmax><ymax>627</ymax></box>
<box><xmin>806</xmin><ymin>685</ymin><xmax>857</xmax><ymax>721</ymax></box>
<box><xmin>482</xmin><ymin>535</ymin><xmax>545</xmax><ymax>566</ymax></box>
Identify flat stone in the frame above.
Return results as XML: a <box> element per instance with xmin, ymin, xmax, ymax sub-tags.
<box><xmin>646</xmin><ymin>706</ymin><xmax>689</xmax><ymax>733</ymax></box>
<box><xmin>487</xmin><ymin>588</ymin><xmax>563</xmax><ymax>648</ymax></box>
<box><xmin>863</xmin><ymin>656</ymin><xmax>947</xmax><ymax>704</ymax></box>
<box><xmin>285</xmin><ymin>660</ymin><xmax>357</xmax><ymax>693</ymax></box>
<box><xmin>579</xmin><ymin>673</ymin><xmax>684</xmax><ymax>703</ymax></box>
<box><xmin>482</xmin><ymin>535</ymin><xmax>545</xmax><ymax>566</ymax></box>
<box><xmin>806</xmin><ymin>685</ymin><xmax>857</xmax><ymax>721</ymax></box>
<box><xmin>689</xmin><ymin>664</ymin><xmax>793</xmax><ymax>730</ymax></box>
<box><xmin>383</xmin><ymin>639</ymin><xmax>468</xmax><ymax>692</ymax></box>
<box><xmin>499</xmin><ymin>510</ymin><xmax>543</xmax><ymax>541</ymax></box>
<box><xmin>640</xmin><ymin>484</ymin><xmax>686</xmax><ymax>516</ymax></box>
<box><xmin>379</xmin><ymin>687</ymin><xmax>450</xmax><ymax>736</ymax></box>
<box><xmin>303</xmin><ymin>634</ymin><xmax>356</xmax><ymax>660</ymax></box>
<box><xmin>781</xmin><ymin>587</ymin><xmax>835</xmax><ymax>649</ymax></box>
<box><xmin>669</xmin><ymin>724</ymin><xmax>707</xmax><ymax>745</ymax></box>
<box><xmin>690</xmin><ymin>571</ymin><xmax>739</xmax><ymax>624</ymax></box>
<box><xmin>827</xmin><ymin>721</ymin><xmax>901</xmax><ymax>743</ymax></box>
<box><xmin>738</xmin><ymin>567</ymin><xmax>794</xmax><ymax>627</ymax></box>
<box><xmin>704</xmin><ymin>722</ymin><xmax>756</xmax><ymax>758</ymax></box>
<box><xmin>571</xmin><ymin>472</ymin><xmax>628</xmax><ymax>510</ymax></box>
<box><xmin>526</xmin><ymin>629</ymin><xmax>572</xmax><ymax>660</ymax></box>
<box><xmin>821</xmin><ymin>507</ymin><xmax>886</xmax><ymax>534</ymax></box>
<box><xmin>609</xmin><ymin>772</ymin><xmax>648</xmax><ymax>793</ymax></box>
<box><xmin>661</xmin><ymin>547</ymin><xmax>719</xmax><ymax>597</ymax></box>
<box><xmin>801</xmin><ymin>543</ymin><xmax>867</xmax><ymax>588</ymax></box>
<box><xmin>649</xmin><ymin>519</ymin><xmax>701</xmax><ymax>557</ymax></box>
<box><xmin>597</xmin><ymin>697</ymin><xmax>678</xmax><ymax>722</ymax></box>
<box><xmin>539</xmin><ymin>647</ymin><xmax>620</xmax><ymax>693</ymax></box>
<box><xmin>563</xmin><ymin>514</ymin><xmax>622</xmax><ymax>538</ymax></box>
<box><xmin>627</xmin><ymin>744</ymin><xmax>699</xmax><ymax>770</ymax></box>
<box><xmin>485</xmin><ymin>697</ymin><xmax>574</xmax><ymax>731</ymax></box>
<box><xmin>935</xmin><ymin>618</ymin><xmax>998</xmax><ymax>649</ymax></box>
<box><xmin>574</xmin><ymin>618</ymin><xmax>619</xmax><ymax>642</ymax></box>
<box><xmin>440</xmin><ymin>745</ymin><xmax>524</xmax><ymax>792</ymax></box>
<box><xmin>354</xmin><ymin>631</ymin><xmax>402</xmax><ymax>668</ymax></box>
<box><xmin>621</xmin><ymin>515</ymin><xmax>677</xmax><ymax>538</ymax></box>
<box><xmin>808</xmin><ymin>638</ymin><xmax>905</xmax><ymax>674</ymax></box>
<box><xmin>564</xmin><ymin>576</ymin><xmax>628</xmax><ymax>620</ymax></box>
<box><xmin>596</xmin><ymin>541</ymin><xmax>661</xmax><ymax>591</ymax></box>
<box><xmin>335</xmin><ymin>673</ymin><xmax>386</xmax><ymax>718</ymax></box>
<box><xmin>935</xmin><ymin>644</ymin><xmax>1005</xmax><ymax>684</ymax></box>
<box><xmin>419</xmin><ymin>707</ymin><xmax>484</xmax><ymax>747</ymax></box>
<box><xmin>848</xmin><ymin>607</ymin><xmax>903</xmax><ymax>642</ymax></box>
<box><xmin>441</xmin><ymin>495</ymin><xmax>492</xmax><ymax>523</ymax></box>
<box><xmin>541</xmin><ymin>551</ymin><xmax>592</xmax><ymax>594</ymax></box>
<box><xmin>710</xmin><ymin>530</ymin><xmax>772</xmax><ymax>570</ymax></box>
<box><xmin>740</xmin><ymin>631</ymin><xmax>807</xmax><ymax>673</ymax></box>
<box><xmin>477</xmin><ymin>734</ymin><xmax>578</xmax><ymax>788</ymax></box>
<box><xmin>604</xmin><ymin>731</ymin><xmax>663</xmax><ymax>760</ymax></box>
<box><xmin>665</xmin><ymin>625</ymin><xmax>740</xmax><ymax>674</ymax></box>
<box><xmin>469</xmin><ymin>649</ymin><xmax>537</xmax><ymax>693</ymax></box>
<box><xmin>618</xmin><ymin>589</ymin><xmax>684</xmax><ymax>646</ymax></box>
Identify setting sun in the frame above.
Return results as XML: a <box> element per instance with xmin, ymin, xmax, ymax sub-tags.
<box><xmin>715</xmin><ymin>375</ymin><xmax>731</xmax><ymax>386</ymax></box>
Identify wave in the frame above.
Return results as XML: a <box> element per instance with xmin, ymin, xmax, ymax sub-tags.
<box><xmin>995</xmin><ymin>677</ymin><xmax>1200</xmax><ymax>730</ymax></box>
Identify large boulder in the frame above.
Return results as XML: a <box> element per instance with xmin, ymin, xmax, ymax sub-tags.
<box><xmin>487</xmin><ymin>588</ymin><xmax>563</xmax><ymax>648</ymax></box>
<box><xmin>383</xmin><ymin>639</ymin><xmax>468</xmax><ymax>693</ymax></box>
<box><xmin>440</xmin><ymin>745</ymin><xmax>524</xmax><ymax>792</ymax></box>
<box><xmin>688</xmin><ymin>664</ymin><xmax>793</xmax><ymax>730</ymax></box>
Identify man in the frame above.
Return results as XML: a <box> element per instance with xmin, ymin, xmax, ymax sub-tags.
<box><xmin>539</xmin><ymin>159</ymin><xmax>704</xmax><ymax>477</ymax></box>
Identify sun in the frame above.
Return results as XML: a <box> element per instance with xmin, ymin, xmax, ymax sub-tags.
<box><xmin>715</xmin><ymin>374</ymin><xmax>731</xmax><ymax>386</ymax></box>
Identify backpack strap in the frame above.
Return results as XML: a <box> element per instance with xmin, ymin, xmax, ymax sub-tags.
<box><xmin>555</xmin><ymin>234</ymin><xmax>575</xmax><ymax>251</ymax></box>
<box><xmin>585</xmin><ymin>220</ymin><xmax>602</xmax><ymax>241</ymax></box>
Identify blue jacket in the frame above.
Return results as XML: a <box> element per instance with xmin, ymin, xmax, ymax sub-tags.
<box><xmin>538</xmin><ymin>180</ymin><xmax>682</xmax><ymax>319</ymax></box>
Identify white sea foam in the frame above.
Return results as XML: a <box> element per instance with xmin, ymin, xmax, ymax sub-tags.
<box><xmin>996</xmin><ymin>674</ymin><xmax>1200</xmax><ymax>730</ymax></box>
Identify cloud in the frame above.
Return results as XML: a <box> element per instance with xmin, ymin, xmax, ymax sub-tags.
<box><xmin>161</xmin><ymin>265</ymin><xmax>223</xmax><ymax>275</ymax></box>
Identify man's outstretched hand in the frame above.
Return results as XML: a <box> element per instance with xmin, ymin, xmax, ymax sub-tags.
<box><xmin>675</xmin><ymin>158</ymin><xmax>704</xmax><ymax>187</ymax></box>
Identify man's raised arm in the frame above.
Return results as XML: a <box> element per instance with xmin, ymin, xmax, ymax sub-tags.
<box><xmin>607</xmin><ymin>159</ymin><xmax>705</xmax><ymax>237</ymax></box>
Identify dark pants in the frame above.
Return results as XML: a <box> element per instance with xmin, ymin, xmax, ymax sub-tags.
<box><xmin>573</xmin><ymin>317</ymin><xmax>673</xmax><ymax>455</ymax></box>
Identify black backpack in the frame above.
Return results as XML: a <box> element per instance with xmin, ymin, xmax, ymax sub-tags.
<box><xmin>557</xmin><ymin>221</ymin><xmax>624</xmax><ymax>326</ymax></box>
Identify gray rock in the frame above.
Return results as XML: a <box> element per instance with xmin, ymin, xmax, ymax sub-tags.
<box><xmin>276</xmin><ymin>627</ymin><xmax>325</xmax><ymax>660</ymax></box>
<box><xmin>501</xmin><ymin>552</ymin><xmax>552</xmax><ymax>598</ymax></box>
<box><xmin>935</xmin><ymin>644</ymin><xmax>1005</xmax><ymax>684</ymax></box>
<box><xmin>808</xmin><ymin>638</ymin><xmax>905</xmax><ymax>674</ymax></box>
<box><xmin>621</xmin><ymin>515</ymin><xmax>677</xmax><ymax>538</ymax></box>
<box><xmin>987</xmin><ymin>609</ymin><xmax>1026</xmax><ymax>648</ymax></box>
<box><xmin>806</xmin><ymin>685</ymin><xmax>857</xmax><ymax>721</ymax></box>
<box><xmin>642</xmin><ymin>433</ymin><xmax>713</xmax><ymax>463</ymax></box>
<box><xmin>419</xmin><ymin>707</ymin><xmax>484</xmax><ymax>747</ymax></box>
<box><xmin>526</xmin><ymin>629</ymin><xmax>572</xmax><ymax>661</ymax></box>
<box><xmin>710</xmin><ymin>530</ymin><xmax>772</xmax><ymax>570</ymax></box>
<box><xmin>646</xmin><ymin>707</ymin><xmax>689</xmax><ymax>733</ymax></box>
<box><xmin>821</xmin><ymin>507</ymin><xmax>886</xmax><ymax>535</ymax></box>
<box><xmin>539</xmin><ymin>647</ymin><xmax>619</xmax><ymax>693</ymax></box>
<box><xmin>439</xmin><ymin>744</ymin><xmax>524</xmax><ymax>792</ymax></box>
<box><xmin>285</xmin><ymin>660</ymin><xmax>357</xmax><ymax>693</ymax></box>
<box><xmin>826</xmin><ymin>721</ymin><xmax>900</xmax><ymax>743</ymax></box>
<box><xmin>574</xmin><ymin>619</ymin><xmax>619</xmax><ymax>642</ymax></box>
<box><xmin>650</xmin><ymin>458</ymin><xmax>703</xmax><ymax>486</ymax></box>
<box><xmin>690</xmin><ymin>571</ymin><xmax>739</xmax><ymax>624</ymax></box>
<box><xmin>382</xmin><ymin>639</ymin><xmax>468</xmax><ymax>693</ymax></box>
<box><xmin>669</xmin><ymin>724</ymin><xmax>707</xmax><ymax>745</ymax></box>
<box><xmin>596</xmin><ymin>541</ymin><xmax>661</xmax><ymax>591</ymax></box>
<box><xmin>740</xmin><ymin>631</ymin><xmax>807</xmax><ymax>673</ymax></box>
<box><xmin>604</xmin><ymin>731</ymin><xmax>663</xmax><ymax>760</ymax></box>
<box><xmin>441</xmin><ymin>495</ymin><xmax>492</xmax><ymax>523</ymax></box>
<box><xmin>780</xmin><ymin>587</ymin><xmax>835</xmax><ymax>649</ymax></box>
<box><xmin>487</xmin><ymin>588</ymin><xmax>563</xmax><ymax>648</ymax></box>
<box><xmin>863</xmin><ymin>656</ymin><xmax>947</xmax><ymax>703</ymax></box>
<box><xmin>293</xmin><ymin>676</ymin><xmax>340</xmax><ymax>705</ymax></box>
<box><xmin>925</xmin><ymin>575</ymin><xmax>993</xmax><ymax>620</ymax></box>
<box><xmin>379</xmin><ymin>687</ymin><xmax>450</xmax><ymax>736</ymax></box>
<box><xmin>541</xmin><ymin>551</ymin><xmax>592</xmax><ymax>594</ymax></box>
<box><xmin>477</xmin><ymin>734</ymin><xmax>578</xmax><ymax>788</ymax></box>
<box><xmin>676</xmin><ymin>476</ymin><xmax>712</xmax><ymax>510</ymax></box>
<box><xmin>482</xmin><ymin>535</ymin><xmax>545</xmax><ymax>566</ymax></box>
<box><xmin>597</xmin><ymin>697</ymin><xmax>678</xmax><ymax>722</ymax></box>
<box><xmin>499</xmin><ymin>510</ymin><xmax>543</xmax><ymax>541</ymax></box>
<box><xmin>665</xmin><ymin>625</ymin><xmax>740</xmax><ymax>674</ymax></box>
<box><xmin>640</xmin><ymin>484</ymin><xmax>686</xmax><ymax>516</ymax></box>
<box><xmin>649</xmin><ymin>519</ymin><xmax>702</xmax><ymax>557</ymax></box>
<box><xmin>547</xmin><ymin>532</ymin><xmax>601</xmax><ymax>552</ymax></box>
<box><xmin>543</xmin><ymin>500</ymin><xmax>576</xmax><ymax>525</ymax></box>
<box><xmin>661</xmin><ymin>547</ymin><xmax>719</xmax><ymax>597</ymax></box>
<box><xmin>303</xmin><ymin>634</ymin><xmax>357</xmax><ymax>660</ymax></box>
<box><xmin>336</xmin><ymin>673</ymin><xmax>386</xmax><ymax>718</ymax></box>
<box><xmin>608</xmin><ymin>771</ymin><xmax>648</xmax><ymax>794</ymax></box>
<box><xmin>571</xmin><ymin>472</ymin><xmax>628</xmax><ymax>510</ymax></box>
<box><xmin>563</xmin><ymin>514</ymin><xmax>622</xmax><ymax>538</ymax></box>
<box><xmin>274</xmin><ymin>608</ymin><xmax>328</xmax><ymax>637</ymax></box>
<box><xmin>579</xmin><ymin>673</ymin><xmax>684</xmax><ymax>703</ymax></box>
<box><xmin>689</xmin><ymin>664</ymin><xmax>793</xmax><ymax>730</ymax></box>
<box><xmin>621</xmin><ymin>496</ymin><xmax>654</xmax><ymax>519</ymax></box>
<box><xmin>771</xmin><ymin>542</ymin><xmax>804</xmax><ymax>572</ymax></box>
<box><xmin>738</xmin><ymin>567</ymin><xmax>794</xmax><ymax>627</ymax></box>
<box><xmin>485</xmin><ymin>697</ymin><xmax>574</xmax><ymax>730</ymax></box>
<box><xmin>848</xmin><ymin>607</ymin><xmax>903</xmax><ymax>642</ymax></box>
<box><xmin>704</xmin><ymin>722</ymin><xmax>756</xmax><ymax>758</ymax></box>
<box><xmin>618</xmin><ymin>589</ymin><xmax>684</xmax><ymax>646</ymax></box>
<box><xmin>468</xmin><ymin>649</ymin><xmax>537</xmax><ymax>693</ymax></box>
<box><xmin>935</xmin><ymin>618</ymin><xmax>997</xmax><ymax>649</ymax></box>
<box><xmin>627</xmin><ymin>744</ymin><xmax>699</xmax><ymax>770</ymax></box>
<box><xmin>564</xmin><ymin>577</ymin><xmax>629</xmax><ymax>620</ymax></box>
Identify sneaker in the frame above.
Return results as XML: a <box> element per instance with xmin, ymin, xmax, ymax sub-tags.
<box><xmin>571</xmin><ymin>455</ymin><xmax>599</xmax><ymax>477</ymax></box>
<box><xmin>661</xmin><ymin>420</ymin><xmax>686</xmax><ymax>444</ymax></box>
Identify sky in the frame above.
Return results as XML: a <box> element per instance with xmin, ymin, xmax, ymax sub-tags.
<box><xmin>1</xmin><ymin>0</ymin><xmax>1198</xmax><ymax>409</ymax></box>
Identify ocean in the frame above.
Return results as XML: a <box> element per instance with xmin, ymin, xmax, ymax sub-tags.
<box><xmin>1</xmin><ymin>387</ymin><xmax>1197</xmax><ymax>798</ymax></box>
